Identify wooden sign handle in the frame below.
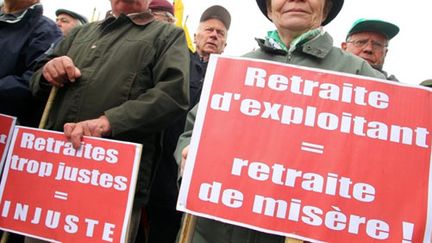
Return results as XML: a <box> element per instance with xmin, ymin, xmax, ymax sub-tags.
<box><xmin>178</xmin><ymin>213</ymin><xmax>197</xmax><ymax>243</ymax></box>
<box><xmin>285</xmin><ymin>237</ymin><xmax>304</xmax><ymax>243</ymax></box>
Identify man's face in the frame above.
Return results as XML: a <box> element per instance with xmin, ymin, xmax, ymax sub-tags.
<box><xmin>342</xmin><ymin>31</ymin><xmax>388</xmax><ymax>70</ymax></box>
<box><xmin>110</xmin><ymin>0</ymin><xmax>150</xmax><ymax>16</ymax></box>
<box><xmin>194</xmin><ymin>18</ymin><xmax>227</xmax><ymax>61</ymax></box>
<box><xmin>268</xmin><ymin>0</ymin><xmax>326</xmax><ymax>33</ymax></box>
<box><xmin>56</xmin><ymin>14</ymin><xmax>80</xmax><ymax>36</ymax></box>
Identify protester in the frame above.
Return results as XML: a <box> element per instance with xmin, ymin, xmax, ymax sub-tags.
<box><xmin>29</xmin><ymin>0</ymin><xmax>190</xmax><ymax>242</ymax></box>
<box><xmin>174</xmin><ymin>0</ymin><xmax>386</xmax><ymax>242</ymax></box>
<box><xmin>55</xmin><ymin>8</ymin><xmax>88</xmax><ymax>36</ymax></box>
<box><xmin>190</xmin><ymin>5</ymin><xmax>230</xmax><ymax>109</ymax></box>
<box><xmin>147</xmin><ymin>4</ymin><xmax>231</xmax><ymax>243</ymax></box>
<box><xmin>0</xmin><ymin>0</ymin><xmax>62</xmax><ymax>127</ymax></box>
<box><xmin>420</xmin><ymin>79</ymin><xmax>432</xmax><ymax>88</ymax></box>
<box><xmin>149</xmin><ymin>0</ymin><xmax>175</xmax><ymax>24</ymax></box>
<box><xmin>341</xmin><ymin>18</ymin><xmax>399</xmax><ymax>81</ymax></box>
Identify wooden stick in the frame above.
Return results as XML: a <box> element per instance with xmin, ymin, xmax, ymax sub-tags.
<box><xmin>39</xmin><ymin>87</ymin><xmax>58</xmax><ymax>129</ymax></box>
<box><xmin>285</xmin><ymin>237</ymin><xmax>303</xmax><ymax>243</ymax></box>
<box><xmin>178</xmin><ymin>214</ymin><xmax>197</xmax><ymax>243</ymax></box>
<box><xmin>0</xmin><ymin>232</ymin><xmax>9</xmax><ymax>243</ymax></box>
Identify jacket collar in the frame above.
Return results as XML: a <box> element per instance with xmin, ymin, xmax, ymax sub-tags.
<box><xmin>102</xmin><ymin>10</ymin><xmax>154</xmax><ymax>27</ymax></box>
<box><xmin>255</xmin><ymin>31</ymin><xmax>334</xmax><ymax>59</ymax></box>
<box><xmin>0</xmin><ymin>3</ymin><xmax>41</xmax><ymax>24</ymax></box>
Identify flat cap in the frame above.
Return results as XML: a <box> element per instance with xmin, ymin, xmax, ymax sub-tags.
<box><xmin>56</xmin><ymin>9</ymin><xmax>88</xmax><ymax>24</ymax></box>
<box><xmin>200</xmin><ymin>5</ymin><xmax>231</xmax><ymax>30</ymax></box>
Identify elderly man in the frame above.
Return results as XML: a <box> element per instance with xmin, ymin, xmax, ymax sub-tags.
<box><xmin>146</xmin><ymin>4</ymin><xmax>231</xmax><ymax>243</ymax></box>
<box><xmin>175</xmin><ymin>0</ymin><xmax>385</xmax><ymax>242</ymax></box>
<box><xmin>29</xmin><ymin>0</ymin><xmax>189</xmax><ymax>242</ymax></box>
<box><xmin>0</xmin><ymin>0</ymin><xmax>61</xmax><ymax>127</ymax></box>
<box><xmin>190</xmin><ymin>5</ymin><xmax>230</xmax><ymax>103</ymax></box>
<box><xmin>342</xmin><ymin>18</ymin><xmax>399</xmax><ymax>81</ymax></box>
<box><xmin>55</xmin><ymin>9</ymin><xmax>88</xmax><ymax>36</ymax></box>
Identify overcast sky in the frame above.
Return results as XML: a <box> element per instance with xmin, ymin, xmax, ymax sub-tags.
<box><xmin>40</xmin><ymin>0</ymin><xmax>432</xmax><ymax>86</ymax></box>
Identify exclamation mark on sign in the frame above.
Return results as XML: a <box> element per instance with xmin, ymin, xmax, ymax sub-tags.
<box><xmin>402</xmin><ymin>221</ymin><xmax>414</xmax><ymax>243</ymax></box>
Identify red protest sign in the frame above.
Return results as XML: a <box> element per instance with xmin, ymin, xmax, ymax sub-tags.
<box><xmin>178</xmin><ymin>56</ymin><xmax>432</xmax><ymax>243</ymax></box>
<box><xmin>0</xmin><ymin>114</ymin><xmax>16</xmax><ymax>168</ymax></box>
<box><xmin>0</xmin><ymin>126</ymin><xmax>141</xmax><ymax>243</ymax></box>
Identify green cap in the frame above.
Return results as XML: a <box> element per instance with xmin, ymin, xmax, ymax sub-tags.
<box><xmin>347</xmin><ymin>18</ymin><xmax>399</xmax><ymax>40</ymax></box>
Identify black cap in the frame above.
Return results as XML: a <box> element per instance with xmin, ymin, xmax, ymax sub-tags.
<box><xmin>347</xmin><ymin>18</ymin><xmax>400</xmax><ymax>40</ymax></box>
<box><xmin>56</xmin><ymin>9</ymin><xmax>88</xmax><ymax>24</ymax></box>
<box><xmin>256</xmin><ymin>0</ymin><xmax>344</xmax><ymax>26</ymax></box>
<box><xmin>200</xmin><ymin>5</ymin><xmax>231</xmax><ymax>30</ymax></box>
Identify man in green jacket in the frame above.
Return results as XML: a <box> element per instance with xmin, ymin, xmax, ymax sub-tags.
<box><xmin>175</xmin><ymin>0</ymin><xmax>385</xmax><ymax>242</ymax></box>
<box><xmin>30</xmin><ymin>0</ymin><xmax>189</xmax><ymax>242</ymax></box>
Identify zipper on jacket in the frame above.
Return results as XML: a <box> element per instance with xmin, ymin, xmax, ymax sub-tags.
<box><xmin>286</xmin><ymin>52</ymin><xmax>292</xmax><ymax>63</ymax></box>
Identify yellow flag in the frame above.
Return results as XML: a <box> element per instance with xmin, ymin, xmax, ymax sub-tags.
<box><xmin>174</xmin><ymin>0</ymin><xmax>195</xmax><ymax>52</ymax></box>
<box><xmin>183</xmin><ymin>21</ymin><xmax>195</xmax><ymax>52</ymax></box>
<box><xmin>174</xmin><ymin>0</ymin><xmax>184</xmax><ymax>27</ymax></box>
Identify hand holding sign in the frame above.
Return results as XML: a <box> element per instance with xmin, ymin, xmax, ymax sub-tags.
<box><xmin>64</xmin><ymin>115</ymin><xmax>112</xmax><ymax>149</ymax></box>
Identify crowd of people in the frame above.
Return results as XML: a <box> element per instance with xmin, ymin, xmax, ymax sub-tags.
<box><xmin>0</xmin><ymin>0</ymin><xmax>431</xmax><ymax>242</ymax></box>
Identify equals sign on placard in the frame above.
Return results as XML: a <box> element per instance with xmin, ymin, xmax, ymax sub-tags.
<box><xmin>301</xmin><ymin>142</ymin><xmax>324</xmax><ymax>154</ymax></box>
<box><xmin>54</xmin><ymin>191</ymin><xmax>69</xmax><ymax>200</ymax></box>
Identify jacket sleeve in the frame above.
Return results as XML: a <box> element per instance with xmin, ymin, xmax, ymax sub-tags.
<box><xmin>174</xmin><ymin>104</ymin><xmax>198</xmax><ymax>165</ymax></box>
<box><xmin>104</xmin><ymin>27</ymin><xmax>190</xmax><ymax>138</ymax></box>
<box><xmin>0</xmin><ymin>21</ymin><xmax>62</xmax><ymax>102</ymax></box>
<box><xmin>357</xmin><ymin>61</ymin><xmax>387</xmax><ymax>80</ymax></box>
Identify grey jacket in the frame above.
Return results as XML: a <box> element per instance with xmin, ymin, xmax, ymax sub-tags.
<box><xmin>175</xmin><ymin>32</ymin><xmax>385</xmax><ymax>243</ymax></box>
<box><xmin>244</xmin><ymin>32</ymin><xmax>384</xmax><ymax>78</ymax></box>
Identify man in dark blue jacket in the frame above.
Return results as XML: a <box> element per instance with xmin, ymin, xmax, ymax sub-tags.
<box><xmin>0</xmin><ymin>0</ymin><xmax>62</xmax><ymax>127</ymax></box>
<box><xmin>147</xmin><ymin>5</ymin><xmax>231</xmax><ymax>243</ymax></box>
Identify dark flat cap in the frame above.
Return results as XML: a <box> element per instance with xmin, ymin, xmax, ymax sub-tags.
<box><xmin>200</xmin><ymin>5</ymin><xmax>231</xmax><ymax>30</ymax></box>
<box><xmin>56</xmin><ymin>9</ymin><xmax>88</xmax><ymax>24</ymax></box>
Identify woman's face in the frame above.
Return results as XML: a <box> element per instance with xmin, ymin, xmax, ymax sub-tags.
<box><xmin>268</xmin><ymin>0</ymin><xmax>326</xmax><ymax>33</ymax></box>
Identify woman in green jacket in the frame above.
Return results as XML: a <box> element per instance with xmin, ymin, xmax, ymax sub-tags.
<box><xmin>175</xmin><ymin>0</ymin><xmax>385</xmax><ymax>242</ymax></box>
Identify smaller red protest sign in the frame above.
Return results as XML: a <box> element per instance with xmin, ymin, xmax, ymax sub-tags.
<box><xmin>0</xmin><ymin>126</ymin><xmax>141</xmax><ymax>243</ymax></box>
<box><xmin>0</xmin><ymin>114</ymin><xmax>16</xmax><ymax>170</ymax></box>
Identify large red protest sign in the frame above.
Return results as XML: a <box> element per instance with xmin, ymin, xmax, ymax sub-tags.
<box><xmin>178</xmin><ymin>56</ymin><xmax>432</xmax><ymax>242</ymax></box>
<box><xmin>0</xmin><ymin>126</ymin><xmax>141</xmax><ymax>242</ymax></box>
<box><xmin>0</xmin><ymin>114</ymin><xmax>16</xmax><ymax>168</ymax></box>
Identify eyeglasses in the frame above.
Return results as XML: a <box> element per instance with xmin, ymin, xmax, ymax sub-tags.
<box><xmin>347</xmin><ymin>39</ymin><xmax>387</xmax><ymax>51</ymax></box>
